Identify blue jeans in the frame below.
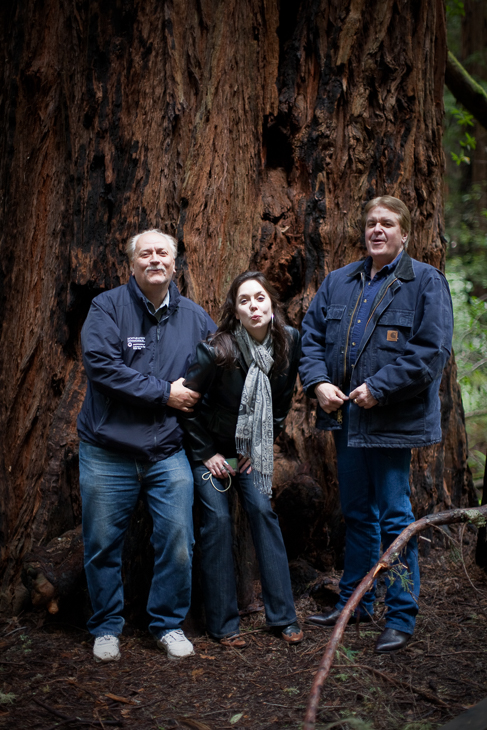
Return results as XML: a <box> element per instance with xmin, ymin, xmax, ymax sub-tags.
<box><xmin>333</xmin><ymin>405</ymin><xmax>420</xmax><ymax>634</ymax></box>
<box><xmin>193</xmin><ymin>463</ymin><xmax>297</xmax><ymax>638</ymax></box>
<box><xmin>79</xmin><ymin>441</ymin><xmax>194</xmax><ymax>639</ymax></box>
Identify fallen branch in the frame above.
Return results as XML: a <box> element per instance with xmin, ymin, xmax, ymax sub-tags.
<box><xmin>303</xmin><ymin>505</ymin><xmax>487</xmax><ymax>730</ymax></box>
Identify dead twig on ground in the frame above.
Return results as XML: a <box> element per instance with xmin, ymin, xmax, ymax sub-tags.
<box><xmin>303</xmin><ymin>505</ymin><xmax>487</xmax><ymax>730</ymax></box>
<box><xmin>350</xmin><ymin>664</ymin><xmax>453</xmax><ymax>707</ymax></box>
<box><xmin>33</xmin><ymin>697</ymin><xmax>122</xmax><ymax>727</ymax></box>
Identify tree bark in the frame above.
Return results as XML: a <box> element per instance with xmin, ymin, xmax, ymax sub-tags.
<box><xmin>0</xmin><ymin>0</ymin><xmax>474</xmax><ymax>616</ymax></box>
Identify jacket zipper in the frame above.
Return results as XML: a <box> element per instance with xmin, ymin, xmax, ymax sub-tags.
<box><xmin>365</xmin><ymin>277</ymin><xmax>398</xmax><ymax>329</ymax></box>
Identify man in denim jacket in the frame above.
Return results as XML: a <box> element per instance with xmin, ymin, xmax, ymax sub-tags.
<box><xmin>299</xmin><ymin>196</ymin><xmax>453</xmax><ymax>652</ymax></box>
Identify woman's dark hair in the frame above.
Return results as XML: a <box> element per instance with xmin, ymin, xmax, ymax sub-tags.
<box><xmin>209</xmin><ymin>271</ymin><xmax>289</xmax><ymax>371</ymax></box>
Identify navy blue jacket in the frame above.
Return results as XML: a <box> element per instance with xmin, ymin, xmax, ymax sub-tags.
<box><xmin>78</xmin><ymin>276</ymin><xmax>216</xmax><ymax>461</ymax></box>
<box><xmin>299</xmin><ymin>252</ymin><xmax>453</xmax><ymax>448</ymax></box>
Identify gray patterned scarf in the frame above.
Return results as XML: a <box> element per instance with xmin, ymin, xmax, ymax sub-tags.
<box><xmin>234</xmin><ymin>325</ymin><xmax>274</xmax><ymax>495</ymax></box>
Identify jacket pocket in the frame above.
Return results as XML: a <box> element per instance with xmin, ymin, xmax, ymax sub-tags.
<box><xmin>372</xmin><ymin>309</ymin><xmax>414</xmax><ymax>354</ymax></box>
<box><xmin>366</xmin><ymin>396</ymin><xmax>425</xmax><ymax>436</ymax></box>
<box><xmin>93</xmin><ymin>396</ymin><xmax>112</xmax><ymax>436</ymax></box>
<box><xmin>325</xmin><ymin>304</ymin><xmax>346</xmax><ymax>345</ymax></box>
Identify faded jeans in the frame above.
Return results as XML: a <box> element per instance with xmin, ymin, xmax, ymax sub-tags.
<box><xmin>79</xmin><ymin>441</ymin><xmax>194</xmax><ymax>639</ymax></box>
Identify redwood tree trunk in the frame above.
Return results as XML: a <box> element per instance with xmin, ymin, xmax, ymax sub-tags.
<box><xmin>0</xmin><ymin>0</ymin><xmax>473</xmax><ymax>616</ymax></box>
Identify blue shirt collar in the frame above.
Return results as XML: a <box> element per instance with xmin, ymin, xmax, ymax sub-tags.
<box><xmin>364</xmin><ymin>249</ymin><xmax>404</xmax><ymax>279</ymax></box>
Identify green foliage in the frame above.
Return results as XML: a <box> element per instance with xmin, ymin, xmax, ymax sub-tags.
<box><xmin>19</xmin><ymin>634</ymin><xmax>32</xmax><ymax>654</ymax></box>
<box><xmin>386</xmin><ymin>564</ymin><xmax>414</xmax><ymax>596</ymax></box>
<box><xmin>446</xmin><ymin>1</ymin><xmax>464</xmax><ymax>55</ymax></box>
<box><xmin>446</xmin><ymin>0</ymin><xmax>465</xmax><ymax>20</ymax></box>
<box><xmin>446</xmin><ymin>264</ymin><xmax>487</xmax><ymax>403</ymax></box>
<box><xmin>445</xmin><ymin>94</ymin><xmax>477</xmax><ymax>165</ymax></box>
<box><xmin>282</xmin><ymin>687</ymin><xmax>300</xmax><ymax>695</ymax></box>
<box><xmin>465</xmin><ymin>507</ymin><xmax>487</xmax><ymax>528</ymax></box>
<box><xmin>468</xmin><ymin>449</ymin><xmax>486</xmax><ymax>486</ymax></box>
<box><xmin>337</xmin><ymin>646</ymin><xmax>359</xmax><ymax>663</ymax></box>
<box><xmin>0</xmin><ymin>692</ymin><xmax>16</xmax><ymax>705</ymax></box>
<box><xmin>446</xmin><ymin>262</ymin><xmax>487</xmax><ymax>482</ymax></box>
<box><xmin>444</xmin><ymin>0</ymin><xmax>487</xmax><ymax>489</ymax></box>
<box><xmin>449</xmin><ymin>544</ymin><xmax>462</xmax><ymax>564</ymax></box>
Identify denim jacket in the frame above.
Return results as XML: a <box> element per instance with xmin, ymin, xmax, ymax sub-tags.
<box><xmin>299</xmin><ymin>252</ymin><xmax>453</xmax><ymax>448</ymax></box>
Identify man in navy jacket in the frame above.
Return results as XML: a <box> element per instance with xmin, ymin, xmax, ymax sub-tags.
<box><xmin>299</xmin><ymin>196</ymin><xmax>453</xmax><ymax>653</ymax></box>
<box><xmin>78</xmin><ymin>230</ymin><xmax>215</xmax><ymax>662</ymax></box>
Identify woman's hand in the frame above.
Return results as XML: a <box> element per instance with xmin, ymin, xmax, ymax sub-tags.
<box><xmin>238</xmin><ymin>455</ymin><xmax>252</xmax><ymax>474</ymax></box>
<box><xmin>203</xmin><ymin>453</ymin><xmax>236</xmax><ymax>478</ymax></box>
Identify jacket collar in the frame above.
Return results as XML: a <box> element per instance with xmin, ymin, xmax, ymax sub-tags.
<box><xmin>347</xmin><ymin>250</ymin><xmax>414</xmax><ymax>281</ymax></box>
<box><xmin>128</xmin><ymin>276</ymin><xmax>181</xmax><ymax>314</ymax></box>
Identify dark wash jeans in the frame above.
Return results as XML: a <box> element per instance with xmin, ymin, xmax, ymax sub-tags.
<box><xmin>333</xmin><ymin>402</ymin><xmax>420</xmax><ymax>634</ymax></box>
<box><xmin>192</xmin><ymin>463</ymin><xmax>297</xmax><ymax>639</ymax></box>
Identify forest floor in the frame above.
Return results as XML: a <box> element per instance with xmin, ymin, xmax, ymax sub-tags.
<box><xmin>1</xmin><ymin>527</ymin><xmax>487</xmax><ymax>730</ymax></box>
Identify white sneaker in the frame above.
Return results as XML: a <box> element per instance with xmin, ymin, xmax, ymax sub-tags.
<box><xmin>157</xmin><ymin>629</ymin><xmax>194</xmax><ymax>660</ymax></box>
<box><xmin>93</xmin><ymin>635</ymin><xmax>121</xmax><ymax>662</ymax></box>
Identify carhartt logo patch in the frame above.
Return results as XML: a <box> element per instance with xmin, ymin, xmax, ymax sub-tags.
<box><xmin>387</xmin><ymin>330</ymin><xmax>399</xmax><ymax>342</ymax></box>
<box><xmin>127</xmin><ymin>337</ymin><xmax>146</xmax><ymax>350</ymax></box>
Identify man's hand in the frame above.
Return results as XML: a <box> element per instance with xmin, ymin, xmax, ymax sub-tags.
<box><xmin>349</xmin><ymin>383</ymin><xmax>378</xmax><ymax>409</ymax></box>
<box><xmin>314</xmin><ymin>382</ymin><xmax>349</xmax><ymax>413</ymax></box>
<box><xmin>167</xmin><ymin>377</ymin><xmax>201</xmax><ymax>412</ymax></box>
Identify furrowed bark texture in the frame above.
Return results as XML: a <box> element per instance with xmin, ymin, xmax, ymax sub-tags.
<box><xmin>0</xmin><ymin>0</ymin><xmax>474</xmax><ymax>614</ymax></box>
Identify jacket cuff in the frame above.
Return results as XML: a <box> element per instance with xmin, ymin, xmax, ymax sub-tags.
<box><xmin>161</xmin><ymin>380</ymin><xmax>172</xmax><ymax>405</ymax></box>
<box><xmin>365</xmin><ymin>379</ymin><xmax>383</xmax><ymax>404</ymax></box>
<box><xmin>304</xmin><ymin>377</ymin><xmax>331</xmax><ymax>399</ymax></box>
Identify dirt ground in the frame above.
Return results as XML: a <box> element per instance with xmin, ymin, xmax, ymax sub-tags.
<box><xmin>1</xmin><ymin>527</ymin><xmax>487</xmax><ymax>730</ymax></box>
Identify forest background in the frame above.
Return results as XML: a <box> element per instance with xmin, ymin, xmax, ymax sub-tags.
<box><xmin>444</xmin><ymin>0</ymin><xmax>487</xmax><ymax>495</ymax></box>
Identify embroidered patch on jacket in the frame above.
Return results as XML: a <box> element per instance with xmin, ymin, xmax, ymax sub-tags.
<box><xmin>386</xmin><ymin>330</ymin><xmax>399</xmax><ymax>342</ymax></box>
<box><xmin>127</xmin><ymin>337</ymin><xmax>146</xmax><ymax>350</ymax></box>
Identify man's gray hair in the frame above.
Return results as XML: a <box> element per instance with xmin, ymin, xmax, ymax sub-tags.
<box><xmin>126</xmin><ymin>229</ymin><xmax>178</xmax><ymax>261</ymax></box>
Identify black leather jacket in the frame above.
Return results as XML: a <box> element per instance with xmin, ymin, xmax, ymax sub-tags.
<box><xmin>181</xmin><ymin>326</ymin><xmax>301</xmax><ymax>462</ymax></box>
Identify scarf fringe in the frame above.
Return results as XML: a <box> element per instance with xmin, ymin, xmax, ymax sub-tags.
<box><xmin>235</xmin><ymin>443</ymin><xmax>273</xmax><ymax>497</ymax></box>
<box><xmin>253</xmin><ymin>472</ymin><xmax>273</xmax><ymax>496</ymax></box>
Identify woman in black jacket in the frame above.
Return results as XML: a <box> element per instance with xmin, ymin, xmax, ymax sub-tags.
<box><xmin>182</xmin><ymin>271</ymin><xmax>303</xmax><ymax>647</ymax></box>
